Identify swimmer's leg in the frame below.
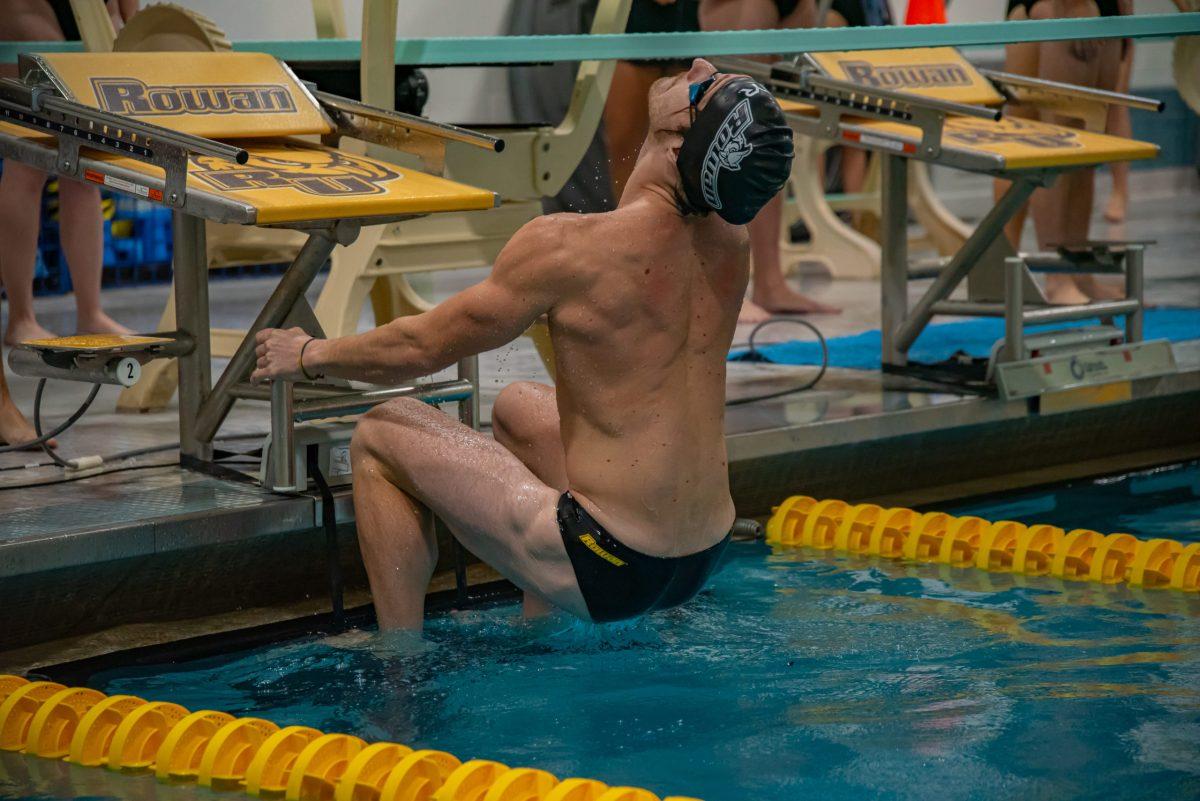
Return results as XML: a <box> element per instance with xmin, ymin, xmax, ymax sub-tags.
<box><xmin>492</xmin><ymin>381</ymin><xmax>566</xmax><ymax>490</ymax></box>
<box><xmin>351</xmin><ymin>397</ymin><xmax>587</xmax><ymax>630</ymax></box>
<box><xmin>491</xmin><ymin>380</ymin><xmax>568</xmax><ymax>617</ymax></box>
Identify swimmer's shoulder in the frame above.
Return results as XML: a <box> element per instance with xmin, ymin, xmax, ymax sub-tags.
<box><xmin>507</xmin><ymin>212</ymin><xmax>584</xmax><ymax>266</ymax></box>
<box><xmin>514</xmin><ymin>211</ymin><xmax>597</xmax><ymax>251</ymax></box>
<box><xmin>504</xmin><ymin>212</ymin><xmax>604</xmax><ymax>288</ymax></box>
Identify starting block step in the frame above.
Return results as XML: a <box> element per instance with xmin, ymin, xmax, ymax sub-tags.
<box><xmin>9</xmin><ymin>333</ymin><xmax>187</xmax><ymax>388</ymax></box>
<box><xmin>20</xmin><ymin>334</ymin><xmax>175</xmax><ymax>354</ymax></box>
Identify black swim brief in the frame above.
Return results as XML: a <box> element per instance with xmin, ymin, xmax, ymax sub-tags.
<box><xmin>557</xmin><ymin>491</ymin><xmax>730</xmax><ymax>623</ymax></box>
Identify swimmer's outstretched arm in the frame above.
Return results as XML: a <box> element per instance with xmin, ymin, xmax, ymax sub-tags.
<box><xmin>252</xmin><ymin>216</ymin><xmax>569</xmax><ymax>385</ymax></box>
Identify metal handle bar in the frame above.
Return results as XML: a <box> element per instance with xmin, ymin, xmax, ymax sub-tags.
<box><xmin>0</xmin><ymin>78</ymin><xmax>246</xmax><ymax>164</ymax></box>
<box><xmin>981</xmin><ymin>69</ymin><xmax>1165</xmax><ymax>112</ymax></box>
<box><xmin>314</xmin><ymin>90</ymin><xmax>504</xmax><ymax>152</ymax></box>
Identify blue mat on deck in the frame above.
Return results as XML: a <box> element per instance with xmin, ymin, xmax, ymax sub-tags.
<box><xmin>729</xmin><ymin>308</ymin><xmax>1200</xmax><ymax>370</ymax></box>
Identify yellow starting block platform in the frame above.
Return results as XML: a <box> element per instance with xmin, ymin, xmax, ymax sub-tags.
<box><xmin>0</xmin><ymin>49</ymin><xmax>503</xmax><ymax>472</ymax></box>
<box><xmin>775</xmin><ymin>47</ymin><xmax>1158</xmax><ymax>174</ymax></box>
<box><xmin>805</xmin><ymin>47</ymin><xmax>1006</xmax><ymax>107</ymax></box>
<box><xmin>0</xmin><ymin>52</ymin><xmax>496</xmax><ymax>227</ymax></box>
<box><xmin>734</xmin><ymin>45</ymin><xmax>1170</xmax><ymax>389</ymax></box>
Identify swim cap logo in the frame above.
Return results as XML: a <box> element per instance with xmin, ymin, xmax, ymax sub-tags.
<box><xmin>91</xmin><ymin>77</ymin><xmax>297</xmax><ymax>116</ymax></box>
<box><xmin>839</xmin><ymin>60</ymin><xmax>972</xmax><ymax>90</ymax></box>
<box><xmin>701</xmin><ymin>98</ymin><xmax>755</xmax><ymax>211</ymax></box>
<box><xmin>189</xmin><ymin>145</ymin><xmax>401</xmax><ymax>197</ymax></box>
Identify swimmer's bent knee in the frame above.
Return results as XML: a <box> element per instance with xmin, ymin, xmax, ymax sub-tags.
<box><xmin>352</xmin><ymin>396</ymin><xmax>448</xmax><ymax>457</ymax></box>
<box><xmin>492</xmin><ymin>382</ymin><xmax>533</xmax><ymax>435</ymax></box>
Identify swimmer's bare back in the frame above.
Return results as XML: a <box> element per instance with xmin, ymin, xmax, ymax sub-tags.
<box><xmin>536</xmin><ymin>199</ymin><xmax>746</xmax><ymax>556</ymax></box>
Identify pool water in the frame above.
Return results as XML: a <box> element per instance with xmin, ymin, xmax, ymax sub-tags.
<box><xmin>18</xmin><ymin>463</ymin><xmax>1200</xmax><ymax>800</ymax></box>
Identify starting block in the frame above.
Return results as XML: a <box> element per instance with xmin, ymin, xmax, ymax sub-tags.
<box><xmin>9</xmin><ymin>334</ymin><xmax>183</xmax><ymax>388</ymax></box>
<box><xmin>725</xmin><ymin>45</ymin><xmax>1176</xmax><ymax>400</ymax></box>
<box><xmin>0</xmin><ymin>49</ymin><xmax>502</xmax><ymax>484</ymax></box>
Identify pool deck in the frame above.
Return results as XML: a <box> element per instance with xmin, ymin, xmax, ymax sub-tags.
<box><xmin>2</xmin><ymin>167</ymin><xmax>1199</xmax><ymax>664</ymax></box>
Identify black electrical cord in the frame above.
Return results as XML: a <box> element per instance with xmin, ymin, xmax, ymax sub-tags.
<box><xmin>0</xmin><ymin>379</ymin><xmax>101</xmax><ymax>455</ymax></box>
<box><xmin>99</xmin><ymin>431</ymin><xmax>270</xmax><ymax>462</ymax></box>
<box><xmin>34</xmin><ymin>378</ymin><xmax>102</xmax><ymax>468</ymax></box>
<box><xmin>726</xmin><ymin>317</ymin><xmax>829</xmax><ymax>407</ymax></box>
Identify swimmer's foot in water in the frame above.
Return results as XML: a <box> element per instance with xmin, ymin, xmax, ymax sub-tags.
<box><xmin>76</xmin><ymin>312</ymin><xmax>134</xmax><ymax>338</ymax></box>
<box><xmin>0</xmin><ymin>396</ymin><xmax>55</xmax><ymax>450</ymax></box>
<box><xmin>752</xmin><ymin>283</ymin><xmax>841</xmax><ymax>316</ymax></box>
<box><xmin>4</xmin><ymin>318</ymin><xmax>56</xmax><ymax>347</ymax></box>
<box><xmin>369</xmin><ymin>627</ymin><xmax>436</xmax><ymax>657</ymax></box>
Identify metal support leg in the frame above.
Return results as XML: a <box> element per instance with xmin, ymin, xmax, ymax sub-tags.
<box><xmin>174</xmin><ymin>213</ymin><xmax>212</xmax><ymax>462</ymax></box>
<box><xmin>457</xmin><ymin>355</ymin><xmax>480</xmax><ymax>431</ymax></box>
<box><xmin>1004</xmin><ymin>256</ymin><xmax>1025</xmax><ymax>363</ymax></box>
<box><xmin>895</xmin><ymin>178</ymin><xmax>1039</xmax><ymax>355</ymax></box>
<box><xmin>880</xmin><ymin>154</ymin><xmax>909</xmax><ymax>367</ymax></box>
<box><xmin>1124</xmin><ymin>244</ymin><xmax>1144</xmax><ymax>344</ymax></box>
<box><xmin>269</xmin><ymin>379</ymin><xmax>297</xmax><ymax>492</ymax></box>
<box><xmin>193</xmin><ymin>230</ymin><xmax>339</xmax><ymax>446</ymax></box>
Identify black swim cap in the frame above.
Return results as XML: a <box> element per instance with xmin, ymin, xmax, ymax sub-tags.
<box><xmin>677</xmin><ymin>76</ymin><xmax>794</xmax><ymax>225</ymax></box>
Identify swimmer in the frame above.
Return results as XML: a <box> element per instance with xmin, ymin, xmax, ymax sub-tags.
<box><xmin>253</xmin><ymin>60</ymin><xmax>793</xmax><ymax>629</ymax></box>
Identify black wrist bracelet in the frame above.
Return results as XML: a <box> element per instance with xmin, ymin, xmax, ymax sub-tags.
<box><xmin>299</xmin><ymin>337</ymin><xmax>324</xmax><ymax>381</ymax></box>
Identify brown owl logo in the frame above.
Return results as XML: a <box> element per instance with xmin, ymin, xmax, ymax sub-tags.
<box><xmin>190</xmin><ymin>144</ymin><xmax>401</xmax><ymax>196</ymax></box>
<box><xmin>944</xmin><ymin>117</ymin><xmax>1081</xmax><ymax>150</ymax></box>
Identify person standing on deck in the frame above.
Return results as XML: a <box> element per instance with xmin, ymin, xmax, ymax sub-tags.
<box><xmin>0</xmin><ymin>0</ymin><xmax>137</xmax><ymax>346</ymax></box>
<box><xmin>252</xmin><ymin>60</ymin><xmax>793</xmax><ymax>629</ymax></box>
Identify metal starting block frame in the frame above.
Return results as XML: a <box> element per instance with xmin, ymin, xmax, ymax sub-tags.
<box><xmin>989</xmin><ymin>246</ymin><xmax>1176</xmax><ymax>401</ymax></box>
<box><xmin>8</xmin><ymin>334</ymin><xmax>189</xmax><ymax>388</ymax></box>
<box><xmin>729</xmin><ymin>51</ymin><xmax>1171</xmax><ymax>397</ymax></box>
<box><xmin>0</xmin><ymin>51</ymin><xmax>503</xmax><ymax>486</ymax></box>
<box><xmin>259</xmin><ymin>372</ymin><xmax>478</xmax><ymax>492</ymax></box>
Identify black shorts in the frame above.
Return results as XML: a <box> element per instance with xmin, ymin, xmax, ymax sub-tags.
<box><xmin>557</xmin><ymin>492</ymin><xmax>730</xmax><ymax>623</ymax></box>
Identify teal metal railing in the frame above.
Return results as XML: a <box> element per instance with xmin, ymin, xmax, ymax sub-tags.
<box><xmin>1</xmin><ymin>12</ymin><xmax>1197</xmax><ymax>65</ymax></box>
